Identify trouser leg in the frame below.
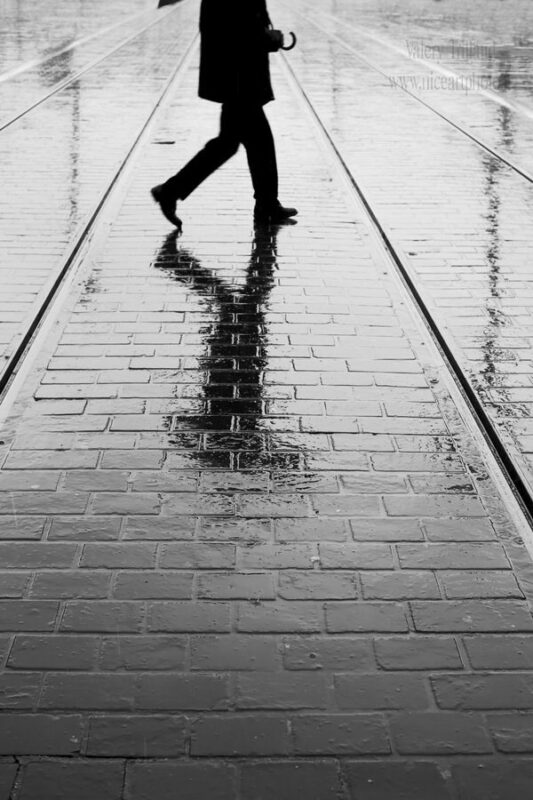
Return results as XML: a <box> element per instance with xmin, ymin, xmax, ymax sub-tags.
<box><xmin>164</xmin><ymin>105</ymin><xmax>240</xmax><ymax>200</ymax></box>
<box><xmin>239</xmin><ymin>104</ymin><xmax>279</xmax><ymax>206</ymax></box>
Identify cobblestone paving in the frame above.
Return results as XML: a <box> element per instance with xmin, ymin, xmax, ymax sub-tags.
<box><xmin>0</xmin><ymin>0</ymin><xmax>198</xmax><ymax>375</ymax></box>
<box><xmin>2</xmin><ymin>18</ymin><xmax>533</xmax><ymax>797</ymax></box>
<box><xmin>278</xmin><ymin>0</ymin><xmax>533</xmax><ymax>512</ymax></box>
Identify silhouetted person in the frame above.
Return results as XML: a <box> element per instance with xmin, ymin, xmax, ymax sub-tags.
<box><xmin>151</xmin><ymin>0</ymin><xmax>297</xmax><ymax>229</ymax></box>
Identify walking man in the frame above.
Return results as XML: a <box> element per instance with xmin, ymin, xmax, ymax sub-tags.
<box><xmin>151</xmin><ymin>0</ymin><xmax>297</xmax><ymax>228</ymax></box>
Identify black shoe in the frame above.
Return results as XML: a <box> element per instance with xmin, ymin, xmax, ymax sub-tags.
<box><xmin>254</xmin><ymin>202</ymin><xmax>298</xmax><ymax>224</ymax></box>
<box><xmin>151</xmin><ymin>184</ymin><xmax>182</xmax><ymax>229</ymax></box>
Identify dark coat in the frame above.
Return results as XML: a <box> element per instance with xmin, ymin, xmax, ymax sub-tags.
<box><xmin>198</xmin><ymin>0</ymin><xmax>274</xmax><ymax>106</ymax></box>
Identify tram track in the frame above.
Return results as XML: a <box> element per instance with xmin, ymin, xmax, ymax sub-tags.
<box><xmin>0</xmin><ymin>31</ymin><xmax>200</xmax><ymax>406</ymax></box>
<box><xmin>283</xmin><ymin>0</ymin><xmax>533</xmax><ymax>186</ymax></box>
<box><xmin>280</xmin><ymin>51</ymin><xmax>533</xmax><ymax>531</ymax></box>
<box><xmin>293</xmin><ymin>0</ymin><xmax>533</xmax><ymax>121</ymax></box>
<box><xmin>0</xmin><ymin>8</ymin><xmax>152</xmax><ymax>86</ymax></box>
<box><xmin>0</xmin><ymin>1</ymin><xmax>188</xmax><ymax>133</ymax></box>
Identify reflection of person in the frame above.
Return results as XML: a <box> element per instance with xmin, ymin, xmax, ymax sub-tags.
<box><xmin>151</xmin><ymin>0</ymin><xmax>297</xmax><ymax>229</ymax></box>
<box><xmin>153</xmin><ymin>225</ymin><xmax>299</xmax><ymax>470</ymax></box>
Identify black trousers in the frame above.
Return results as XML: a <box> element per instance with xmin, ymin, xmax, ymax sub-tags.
<box><xmin>165</xmin><ymin>102</ymin><xmax>278</xmax><ymax>205</ymax></box>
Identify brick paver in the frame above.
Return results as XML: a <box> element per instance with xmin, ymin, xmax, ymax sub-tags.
<box><xmin>2</xmin><ymin>2</ymin><xmax>533</xmax><ymax>797</ymax></box>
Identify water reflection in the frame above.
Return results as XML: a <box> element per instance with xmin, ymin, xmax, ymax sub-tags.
<box><xmin>478</xmin><ymin>150</ymin><xmax>502</xmax><ymax>393</ymax></box>
<box><xmin>474</xmin><ymin>103</ymin><xmax>533</xmax><ymax>425</ymax></box>
<box><xmin>36</xmin><ymin>42</ymin><xmax>81</xmax><ymax>229</ymax></box>
<box><xmin>153</xmin><ymin>224</ymin><xmax>290</xmax><ymax>470</ymax></box>
<box><xmin>492</xmin><ymin>49</ymin><xmax>512</xmax><ymax>94</ymax></box>
<box><xmin>38</xmin><ymin>43</ymin><xmax>76</xmax><ymax>86</ymax></box>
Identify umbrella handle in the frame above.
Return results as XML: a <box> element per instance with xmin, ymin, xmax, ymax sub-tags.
<box><xmin>281</xmin><ymin>31</ymin><xmax>297</xmax><ymax>51</ymax></box>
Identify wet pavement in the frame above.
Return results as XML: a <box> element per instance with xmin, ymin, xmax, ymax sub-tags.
<box><xmin>277</xmin><ymin>0</ymin><xmax>533</xmax><ymax>510</ymax></box>
<box><xmin>0</xmin><ymin>0</ymin><xmax>198</xmax><ymax>383</ymax></box>
<box><xmin>0</xmin><ymin>0</ymin><xmax>154</xmax><ymax>78</ymax></box>
<box><xmin>3</xmin><ymin>0</ymin><xmax>533</xmax><ymax>798</ymax></box>
<box><xmin>284</xmin><ymin>0</ymin><xmax>533</xmax><ymax>176</ymax></box>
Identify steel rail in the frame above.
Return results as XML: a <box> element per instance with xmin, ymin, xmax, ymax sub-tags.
<box><xmin>0</xmin><ymin>1</ymin><xmax>189</xmax><ymax>134</ymax></box>
<box><xmin>281</xmin><ymin>52</ymin><xmax>533</xmax><ymax>528</ymax></box>
<box><xmin>0</xmin><ymin>32</ymin><xmax>200</xmax><ymax>400</ymax></box>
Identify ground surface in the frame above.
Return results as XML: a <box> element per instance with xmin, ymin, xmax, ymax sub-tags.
<box><xmin>2</xmin><ymin>1</ymin><xmax>533</xmax><ymax>798</ymax></box>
